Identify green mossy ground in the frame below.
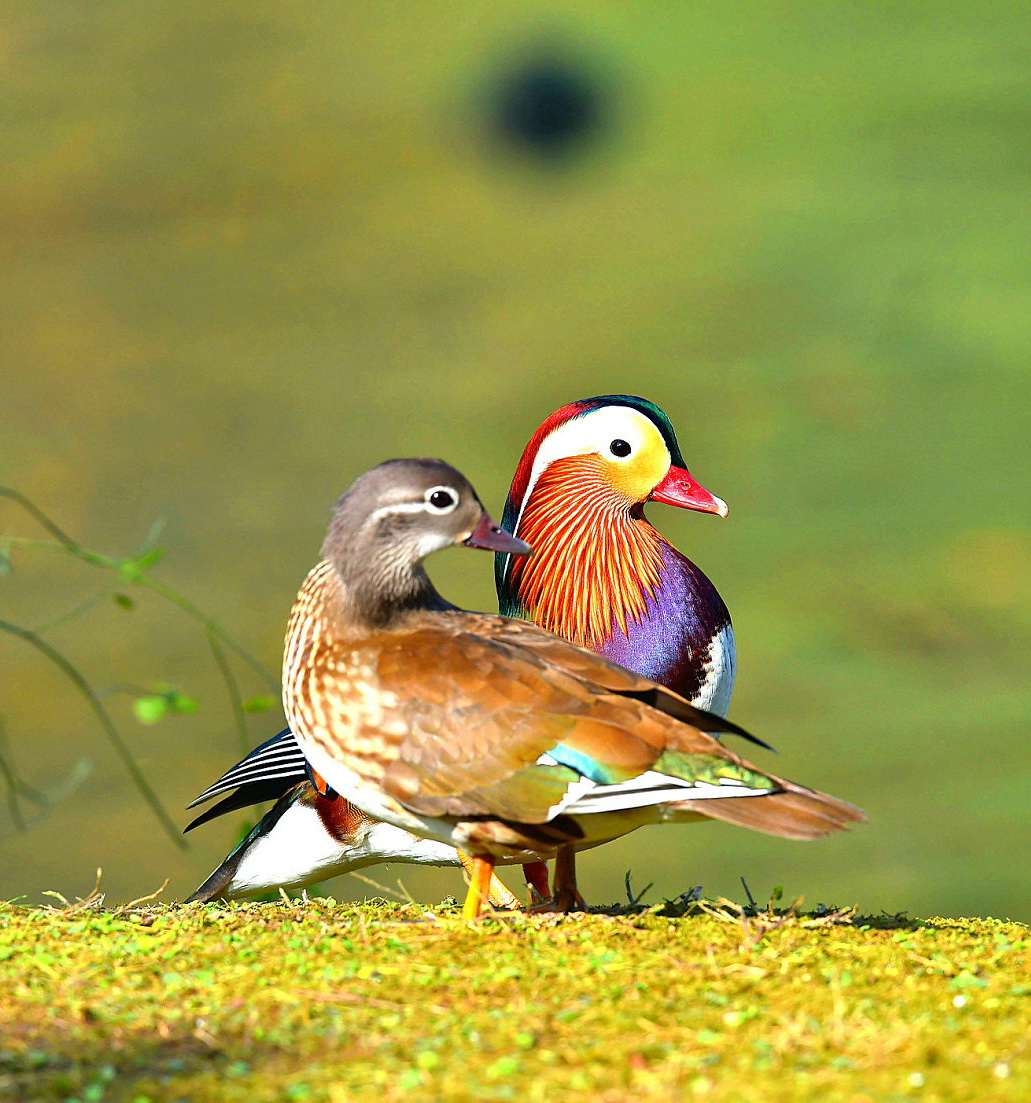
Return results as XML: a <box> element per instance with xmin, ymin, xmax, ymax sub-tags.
<box><xmin>1</xmin><ymin>897</ymin><xmax>1026</xmax><ymax>1102</ymax></box>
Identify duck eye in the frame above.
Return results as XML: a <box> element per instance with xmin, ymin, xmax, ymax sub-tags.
<box><xmin>425</xmin><ymin>487</ymin><xmax>458</xmax><ymax>513</ymax></box>
<box><xmin>609</xmin><ymin>439</ymin><xmax>632</xmax><ymax>458</ymax></box>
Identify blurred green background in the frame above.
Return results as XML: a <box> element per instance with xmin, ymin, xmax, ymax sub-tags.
<box><xmin>2</xmin><ymin>3</ymin><xmax>1029</xmax><ymax>920</ymax></box>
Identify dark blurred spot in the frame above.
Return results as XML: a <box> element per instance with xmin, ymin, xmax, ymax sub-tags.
<box><xmin>487</xmin><ymin>54</ymin><xmax>608</xmax><ymax>160</ymax></box>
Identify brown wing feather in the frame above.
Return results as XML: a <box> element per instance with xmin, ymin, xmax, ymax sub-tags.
<box><xmin>474</xmin><ymin>615</ymin><xmax>764</xmax><ymax>745</ymax></box>
<box><xmin>674</xmin><ymin>781</ymin><xmax>866</xmax><ymax>839</ymax></box>
<box><xmin>293</xmin><ymin>596</ymin><xmax>863</xmax><ymax>841</ymax></box>
<box><xmin>364</xmin><ymin>615</ymin><xmax>765</xmax><ymax>820</ymax></box>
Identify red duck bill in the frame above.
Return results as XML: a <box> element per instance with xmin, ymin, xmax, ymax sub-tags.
<box><xmin>650</xmin><ymin>466</ymin><xmax>728</xmax><ymax>517</ymax></box>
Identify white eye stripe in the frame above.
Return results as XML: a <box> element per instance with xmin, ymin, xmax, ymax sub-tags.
<box><xmin>364</xmin><ymin>486</ymin><xmax>462</xmax><ymax>526</ymax></box>
<box><xmin>512</xmin><ymin>407</ymin><xmax>666</xmax><ymax>535</ymax></box>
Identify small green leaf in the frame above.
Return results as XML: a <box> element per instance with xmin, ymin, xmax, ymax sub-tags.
<box><xmin>118</xmin><ymin>558</ymin><xmax>142</xmax><ymax>582</ymax></box>
<box><xmin>165</xmin><ymin>690</ymin><xmax>198</xmax><ymax>716</ymax></box>
<box><xmin>0</xmin><ymin>541</ymin><xmax>11</xmax><ymax>575</ymax></box>
<box><xmin>133</xmin><ymin>687</ymin><xmax>197</xmax><ymax>724</ymax></box>
<box><xmin>134</xmin><ymin>546</ymin><xmax>165</xmax><ymax>571</ymax></box>
<box><xmin>118</xmin><ymin>547</ymin><xmax>165</xmax><ymax>582</ymax></box>
<box><xmin>133</xmin><ymin>696</ymin><xmax>168</xmax><ymax>725</ymax></box>
<box><xmin>141</xmin><ymin>516</ymin><xmax>167</xmax><ymax>551</ymax></box>
<box><xmin>242</xmin><ymin>695</ymin><xmax>279</xmax><ymax>713</ymax></box>
<box><xmin>113</xmin><ymin>593</ymin><xmax>135</xmax><ymax>611</ymax></box>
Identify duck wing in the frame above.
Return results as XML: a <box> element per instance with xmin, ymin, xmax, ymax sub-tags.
<box><xmin>298</xmin><ymin>612</ymin><xmax>862</xmax><ymax>839</ymax></box>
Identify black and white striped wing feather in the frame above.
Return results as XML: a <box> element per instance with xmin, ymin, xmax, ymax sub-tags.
<box><xmin>184</xmin><ymin>729</ymin><xmax>311</xmax><ymax>833</ymax></box>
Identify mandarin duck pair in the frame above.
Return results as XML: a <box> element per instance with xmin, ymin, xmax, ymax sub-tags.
<box><xmin>185</xmin><ymin>396</ymin><xmax>863</xmax><ymax>915</ymax></box>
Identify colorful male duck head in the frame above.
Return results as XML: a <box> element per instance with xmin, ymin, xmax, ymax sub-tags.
<box><xmin>496</xmin><ymin>396</ymin><xmax>731</xmax><ymax>699</ymax></box>
<box><xmin>499</xmin><ymin>394</ymin><xmax>726</xmax><ymax>539</ymax></box>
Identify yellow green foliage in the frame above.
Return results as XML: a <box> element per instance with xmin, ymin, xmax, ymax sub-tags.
<box><xmin>1</xmin><ymin>897</ymin><xmax>1027</xmax><ymax>1102</ymax></box>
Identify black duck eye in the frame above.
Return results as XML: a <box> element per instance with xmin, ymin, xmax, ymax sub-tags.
<box><xmin>609</xmin><ymin>438</ymin><xmax>632</xmax><ymax>458</ymax></box>
<box><xmin>425</xmin><ymin>486</ymin><xmax>458</xmax><ymax>513</ymax></box>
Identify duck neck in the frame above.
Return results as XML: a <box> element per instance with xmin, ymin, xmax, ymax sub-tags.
<box><xmin>500</xmin><ymin>455</ymin><xmax>665</xmax><ymax>649</ymax></box>
<box><xmin>324</xmin><ymin>550</ymin><xmax>450</xmax><ymax>633</ymax></box>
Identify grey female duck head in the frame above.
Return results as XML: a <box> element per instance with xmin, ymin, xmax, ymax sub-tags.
<box><xmin>320</xmin><ymin>458</ymin><xmax>531</xmax><ymax>628</ymax></box>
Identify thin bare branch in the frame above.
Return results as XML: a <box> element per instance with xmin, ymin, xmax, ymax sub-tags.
<box><xmin>0</xmin><ymin>720</ymin><xmax>46</xmax><ymax>830</ymax></box>
<box><xmin>1</xmin><ymin>488</ymin><xmax>279</xmax><ymax>689</ymax></box>
<box><xmin>0</xmin><ymin>618</ymin><xmax>186</xmax><ymax>849</ymax></box>
<box><xmin>0</xmin><ymin>486</ymin><xmax>79</xmax><ymax>546</ymax></box>
<box><xmin>116</xmin><ymin>878</ymin><xmax>171</xmax><ymax>914</ymax></box>
<box><xmin>33</xmin><ymin>587</ymin><xmax>119</xmax><ymax>634</ymax></box>
<box><xmin>139</xmin><ymin>575</ymin><xmax>278</xmax><ymax>689</ymax></box>
<box><xmin>207</xmin><ymin>628</ymin><xmax>250</xmax><ymax>755</ymax></box>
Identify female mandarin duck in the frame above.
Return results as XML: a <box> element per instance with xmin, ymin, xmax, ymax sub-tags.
<box><xmin>185</xmin><ymin>396</ymin><xmax>734</xmax><ymax>904</ymax></box>
<box><xmin>280</xmin><ymin>457</ymin><xmax>863</xmax><ymax>919</ymax></box>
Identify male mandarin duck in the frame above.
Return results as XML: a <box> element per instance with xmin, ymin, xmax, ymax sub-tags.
<box><xmin>497</xmin><ymin>394</ymin><xmax>733</xmax><ymax>712</ymax></box>
<box><xmin>496</xmin><ymin>394</ymin><xmax>735</xmax><ymax>903</ymax></box>
<box><xmin>281</xmin><ymin>458</ymin><xmax>864</xmax><ymax>919</ymax></box>
<box><xmin>183</xmin><ymin>396</ymin><xmax>739</xmax><ymax>906</ymax></box>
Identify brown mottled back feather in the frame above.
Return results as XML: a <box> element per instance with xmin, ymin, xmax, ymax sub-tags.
<box><xmin>286</xmin><ymin>567</ymin><xmax>864</xmax><ymax>847</ymax></box>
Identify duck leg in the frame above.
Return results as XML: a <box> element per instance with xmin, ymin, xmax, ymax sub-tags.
<box><xmin>550</xmin><ymin>845</ymin><xmax>586</xmax><ymax>912</ymax></box>
<box><xmin>523</xmin><ymin>860</ymin><xmax>551</xmax><ymax>905</ymax></box>
<box><xmin>457</xmin><ymin>850</ymin><xmax>520</xmax><ymax>909</ymax></box>
<box><xmin>461</xmin><ymin>853</ymin><xmax>496</xmax><ymax>920</ymax></box>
